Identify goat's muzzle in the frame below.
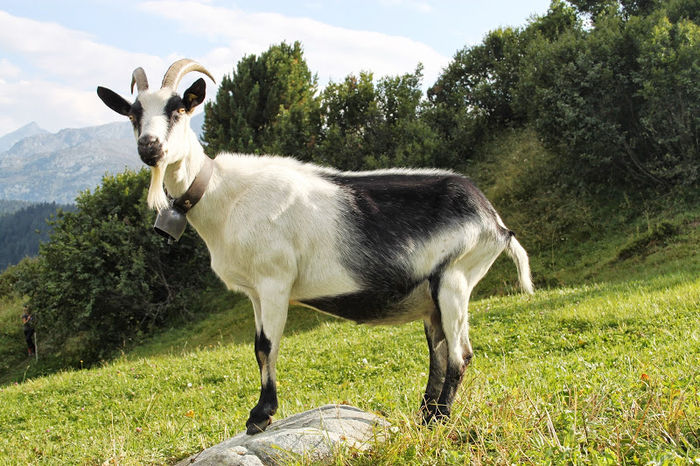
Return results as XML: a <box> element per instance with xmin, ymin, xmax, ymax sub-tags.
<box><xmin>137</xmin><ymin>135</ymin><xmax>164</xmax><ymax>166</ymax></box>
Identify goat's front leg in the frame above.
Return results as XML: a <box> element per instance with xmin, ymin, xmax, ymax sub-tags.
<box><xmin>246</xmin><ymin>284</ymin><xmax>289</xmax><ymax>435</ymax></box>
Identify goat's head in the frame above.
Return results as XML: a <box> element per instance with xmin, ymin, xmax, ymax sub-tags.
<box><xmin>97</xmin><ymin>59</ymin><xmax>215</xmax><ymax>209</ymax></box>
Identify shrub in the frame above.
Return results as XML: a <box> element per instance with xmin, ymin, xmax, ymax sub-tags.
<box><xmin>24</xmin><ymin>170</ymin><xmax>220</xmax><ymax>363</ymax></box>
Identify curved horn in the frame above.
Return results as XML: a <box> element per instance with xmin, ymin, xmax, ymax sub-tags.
<box><xmin>161</xmin><ymin>59</ymin><xmax>216</xmax><ymax>90</ymax></box>
<box><xmin>130</xmin><ymin>67</ymin><xmax>149</xmax><ymax>94</ymax></box>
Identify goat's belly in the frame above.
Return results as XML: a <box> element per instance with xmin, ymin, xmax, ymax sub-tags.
<box><xmin>296</xmin><ymin>281</ymin><xmax>433</xmax><ymax>325</ymax></box>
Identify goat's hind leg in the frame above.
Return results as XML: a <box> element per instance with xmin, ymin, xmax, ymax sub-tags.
<box><xmin>428</xmin><ymin>268</ymin><xmax>474</xmax><ymax>423</ymax></box>
<box><xmin>421</xmin><ymin>312</ymin><xmax>448</xmax><ymax>424</ymax></box>
<box><xmin>246</xmin><ymin>286</ymin><xmax>289</xmax><ymax>435</ymax></box>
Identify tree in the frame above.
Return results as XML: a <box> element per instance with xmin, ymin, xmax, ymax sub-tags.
<box><xmin>567</xmin><ymin>0</ymin><xmax>660</xmax><ymax>20</ymax></box>
<box><xmin>520</xmin><ymin>0</ymin><xmax>699</xmax><ymax>187</ymax></box>
<box><xmin>429</xmin><ymin>27</ymin><xmax>526</xmax><ymax>129</ymax></box>
<box><xmin>365</xmin><ymin>66</ymin><xmax>443</xmax><ymax>169</ymax></box>
<box><xmin>633</xmin><ymin>7</ymin><xmax>700</xmax><ymax>184</ymax></box>
<box><xmin>313</xmin><ymin>71</ymin><xmax>380</xmax><ymax>170</ymax></box>
<box><xmin>313</xmin><ymin>67</ymin><xmax>442</xmax><ymax>171</ymax></box>
<box><xmin>202</xmin><ymin>41</ymin><xmax>320</xmax><ymax>160</ymax></box>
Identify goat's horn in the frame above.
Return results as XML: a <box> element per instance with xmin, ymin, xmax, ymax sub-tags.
<box><xmin>130</xmin><ymin>67</ymin><xmax>149</xmax><ymax>94</ymax></box>
<box><xmin>161</xmin><ymin>59</ymin><xmax>216</xmax><ymax>90</ymax></box>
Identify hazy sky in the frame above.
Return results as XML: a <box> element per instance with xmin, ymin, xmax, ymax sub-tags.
<box><xmin>0</xmin><ymin>0</ymin><xmax>551</xmax><ymax>136</ymax></box>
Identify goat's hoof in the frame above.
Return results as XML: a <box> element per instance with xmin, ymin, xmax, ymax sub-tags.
<box><xmin>245</xmin><ymin>416</ymin><xmax>272</xmax><ymax>435</ymax></box>
<box><xmin>421</xmin><ymin>405</ymin><xmax>449</xmax><ymax>426</ymax></box>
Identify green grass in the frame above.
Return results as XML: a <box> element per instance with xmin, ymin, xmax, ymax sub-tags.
<box><xmin>1</xmin><ymin>271</ymin><xmax>698</xmax><ymax>464</ymax></box>
<box><xmin>1</xmin><ymin>128</ymin><xmax>698</xmax><ymax>464</ymax></box>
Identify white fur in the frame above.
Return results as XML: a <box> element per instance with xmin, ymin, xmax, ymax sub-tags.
<box><xmin>147</xmin><ymin>164</ymin><xmax>169</xmax><ymax>211</ymax></box>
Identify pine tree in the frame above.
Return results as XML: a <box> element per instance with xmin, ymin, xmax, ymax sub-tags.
<box><xmin>202</xmin><ymin>41</ymin><xmax>320</xmax><ymax>161</ymax></box>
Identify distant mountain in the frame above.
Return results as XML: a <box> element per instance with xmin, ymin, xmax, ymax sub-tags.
<box><xmin>0</xmin><ymin>117</ymin><xmax>206</xmax><ymax>204</ymax></box>
<box><xmin>0</xmin><ymin>122</ymin><xmax>49</xmax><ymax>152</ymax></box>
<box><xmin>0</xmin><ymin>122</ymin><xmax>141</xmax><ymax>203</ymax></box>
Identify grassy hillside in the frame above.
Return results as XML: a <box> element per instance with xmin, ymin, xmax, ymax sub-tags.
<box><xmin>1</xmin><ymin>272</ymin><xmax>697</xmax><ymax>464</ymax></box>
<box><xmin>0</xmin><ymin>129</ymin><xmax>698</xmax><ymax>464</ymax></box>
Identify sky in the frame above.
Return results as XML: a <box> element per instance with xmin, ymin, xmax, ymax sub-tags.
<box><xmin>0</xmin><ymin>0</ymin><xmax>552</xmax><ymax>137</ymax></box>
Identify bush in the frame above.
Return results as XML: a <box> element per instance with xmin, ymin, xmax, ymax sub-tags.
<box><xmin>24</xmin><ymin>170</ymin><xmax>220</xmax><ymax>363</ymax></box>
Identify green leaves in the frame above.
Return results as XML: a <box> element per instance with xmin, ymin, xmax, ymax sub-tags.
<box><xmin>521</xmin><ymin>0</ymin><xmax>699</xmax><ymax>187</ymax></box>
<box><xmin>202</xmin><ymin>41</ymin><xmax>320</xmax><ymax>161</ymax></box>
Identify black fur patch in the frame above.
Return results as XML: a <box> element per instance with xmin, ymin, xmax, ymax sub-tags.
<box><xmin>163</xmin><ymin>95</ymin><xmax>185</xmax><ymax>137</ymax></box>
<box><xmin>254</xmin><ymin>329</ymin><xmax>272</xmax><ymax>369</ymax></box>
<box><xmin>300</xmin><ymin>172</ymin><xmax>493</xmax><ymax>322</ymax></box>
<box><xmin>301</xmin><ymin>287</ymin><xmax>416</xmax><ymax>323</ymax></box>
<box><xmin>163</xmin><ymin>94</ymin><xmax>184</xmax><ymax>116</ymax></box>
<box><xmin>129</xmin><ymin>101</ymin><xmax>143</xmax><ymax>134</ymax></box>
<box><xmin>96</xmin><ymin>86</ymin><xmax>131</xmax><ymax>116</ymax></box>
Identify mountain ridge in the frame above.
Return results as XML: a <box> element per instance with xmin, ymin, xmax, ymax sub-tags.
<box><xmin>0</xmin><ymin>122</ymin><xmax>49</xmax><ymax>152</ymax></box>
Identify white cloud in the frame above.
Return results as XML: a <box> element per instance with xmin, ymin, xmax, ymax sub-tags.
<box><xmin>0</xmin><ymin>79</ymin><xmax>123</xmax><ymax>134</ymax></box>
<box><xmin>0</xmin><ymin>58</ymin><xmax>21</xmax><ymax>80</ymax></box>
<box><xmin>139</xmin><ymin>1</ymin><xmax>448</xmax><ymax>86</ymax></box>
<box><xmin>0</xmin><ymin>10</ymin><xmax>163</xmax><ymax>90</ymax></box>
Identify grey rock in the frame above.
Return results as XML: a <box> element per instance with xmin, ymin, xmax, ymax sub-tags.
<box><xmin>175</xmin><ymin>405</ymin><xmax>389</xmax><ymax>465</ymax></box>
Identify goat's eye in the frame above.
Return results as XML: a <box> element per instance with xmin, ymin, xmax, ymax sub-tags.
<box><xmin>178</xmin><ymin>108</ymin><xmax>186</xmax><ymax>115</ymax></box>
<box><xmin>128</xmin><ymin>115</ymin><xmax>135</xmax><ymax>122</ymax></box>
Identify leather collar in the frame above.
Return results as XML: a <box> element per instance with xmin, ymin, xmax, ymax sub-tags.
<box><xmin>172</xmin><ymin>156</ymin><xmax>214</xmax><ymax>214</ymax></box>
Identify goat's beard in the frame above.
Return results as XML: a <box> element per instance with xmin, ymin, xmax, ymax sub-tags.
<box><xmin>147</xmin><ymin>164</ymin><xmax>170</xmax><ymax>211</ymax></box>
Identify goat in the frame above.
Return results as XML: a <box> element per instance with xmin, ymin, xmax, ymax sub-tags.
<box><xmin>97</xmin><ymin>59</ymin><xmax>534</xmax><ymax>435</ymax></box>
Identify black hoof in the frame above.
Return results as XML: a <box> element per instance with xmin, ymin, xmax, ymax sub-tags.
<box><xmin>421</xmin><ymin>404</ymin><xmax>450</xmax><ymax>425</ymax></box>
<box><xmin>245</xmin><ymin>416</ymin><xmax>272</xmax><ymax>435</ymax></box>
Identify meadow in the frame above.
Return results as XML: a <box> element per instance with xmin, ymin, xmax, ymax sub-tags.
<box><xmin>0</xmin><ymin>255</ymin><xmax>697</xmax><ymax>464</ymax></box>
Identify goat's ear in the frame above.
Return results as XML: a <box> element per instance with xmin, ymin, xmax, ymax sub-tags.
<box><xmin>183</xmin><ymin>78</ymin><xmax>206</xmax><ymax>112</ymax></box>
<box><xmin>96</xmin><ymin>86</ymin><xmax>132</xmax><ymax>116</ymax></box>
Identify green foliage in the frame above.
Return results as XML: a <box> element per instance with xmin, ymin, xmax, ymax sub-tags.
<box><xmin>520</xmin><ymin>0</ymin><xmax>700</xmax><ymax>188</ymax></box>
<box><xmin>430</xmin><ymin>27</ymin><xmax>527</xmax><ymax>128</ymax></box>
<box><xmin>313</xmin><ymin>71</ymin><xmax>379</xmax><ymax>170</ymax></box>
<box><xmin>314</xmin><ymin>67</ymin><xmax>443</xmax><ymax>170</ymax></box>
<box><xmin>0</xmin><ymin>296</ymin><xmax>26</xmax><ymax>376</ymax></box>
<box><xmin>202</xmin><ymin>41</ymin><xmax>320</xmax><ymax>160</ymax></box>
<box><xmin>633</xmin><ymin>9</ymin><xmax>700</xmax><ymax>184</ymax></box>
<box><xmin>22</xmin><ymin>170</ymin><xmax>219</xmax><ymax>364</ymax></box>
<box><xmin>466</xmin><ymin>127</ymin><xmax>699</xmax><ymax>294</ymax></box>
<box><xmin>616</xmin><ymin>221</ymin><xmax>680</xmax><ymax>260</ymax></box>
<box><xmin>0</xmin><ymin>257</ymin><xmax>41</xmax><ymax>300</ymax></box>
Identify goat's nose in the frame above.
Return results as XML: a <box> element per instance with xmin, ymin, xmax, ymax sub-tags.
<box><xmin>137</xmin><ymin>135</ymin><xmax>163</xmax><ymax>166</ymax></box>
<box><xmin>138</xmin><ymin>135</ymin><xmax>159</xmax><ymax>148</ymax></box>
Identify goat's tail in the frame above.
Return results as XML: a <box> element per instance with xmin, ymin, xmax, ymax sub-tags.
<box><xmin>505</xmin><ymin>234</ymin><xmax>534</xmax><ymax>294</ymax></box>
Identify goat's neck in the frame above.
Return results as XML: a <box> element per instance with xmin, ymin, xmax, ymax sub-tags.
<box><xmin>163</xmin><ymin>129</ymin><xmax>207</xmax><ymax>199</ymax></box>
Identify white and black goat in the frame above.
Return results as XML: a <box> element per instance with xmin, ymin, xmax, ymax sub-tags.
<box><xmin>97</xmin><ymin>59</ymin><xmax>534</xmax><ymax>435</ymax></box>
